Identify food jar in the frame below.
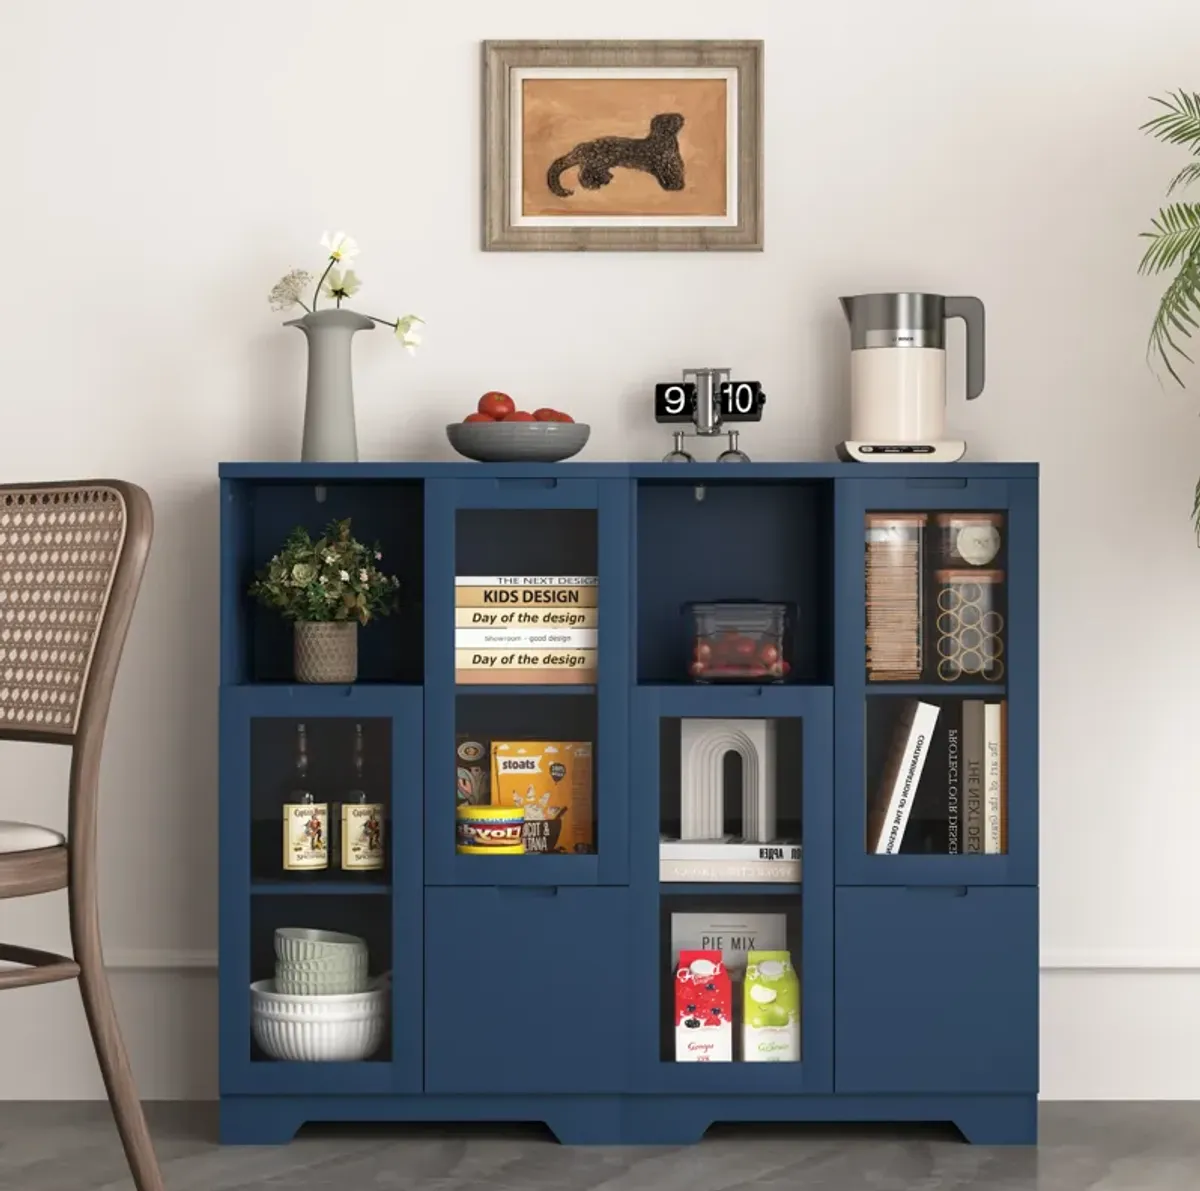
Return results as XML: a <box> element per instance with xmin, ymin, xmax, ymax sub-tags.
<box><xmin>936</xmin><ymin>512</ymin><xmax>1004</xmax><ymax>568</ymax></box>
<box><xmin>455</xmin><ymin>806</ymin><xmax>525</xmax><ymax>854</ymax></box>
<box><xmin>687</xmin><ymin>601</ymin><xmax>790</xmax><ymax>683</ymax></box>
<box><xmin>933</xmin><ymin>569</ymin><xmax>1005</xmax><ymax>682</ymax></box>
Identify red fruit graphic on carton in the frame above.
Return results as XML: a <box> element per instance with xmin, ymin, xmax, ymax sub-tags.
<box><xmin>674</xmin><ymin>950</ymin><xmax>732</xmax><ymax>1062</ymax></box>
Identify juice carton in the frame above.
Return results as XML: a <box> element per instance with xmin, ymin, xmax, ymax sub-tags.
<box><xmin>743</xmin><ymin>950</ymin><xmax>800</xmax><ymax>1062</ymax></box>
<box><xmin>674</xmin><ymin>950</ymin><xmax>732</xmax><ymax>1062</ymax></box>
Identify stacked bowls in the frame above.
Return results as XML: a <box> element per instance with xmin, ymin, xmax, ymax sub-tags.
<box><xmin>250</xmin><ymin>928</ymin><xmax>388</xmax><ymax>1062</ymax></box>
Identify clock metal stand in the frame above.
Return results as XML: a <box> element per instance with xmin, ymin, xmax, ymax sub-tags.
<box><xmin>653</xmin><ymin>368</ymin><xmax>767</xmax><ymax>463</ymax></box>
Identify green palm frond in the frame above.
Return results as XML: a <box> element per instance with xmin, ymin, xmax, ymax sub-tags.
<box><xmin>1142</xmin><ymin>90</ymin><xmax>1200</xmax><ymax>149</ymax></box>
<box><xmin>1167</xmin><ymin>162</ymin><xmax>1200</xmax><ymax>196</ymax></box>
<box><xmin>1146</xmin><ymin>261</ymin><xmax>1200</xmax><ymax>385</ymax></box>
<box><xmin>1138</xmin><ymin>202</ymin><xmax>1200</xmax><ymax>275</ymax></box>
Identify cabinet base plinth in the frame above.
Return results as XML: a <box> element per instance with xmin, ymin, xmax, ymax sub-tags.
<box><xmin>218</xmin><ymin>1094</ymin><xmax>1038</xmax><ymax>1147</ymax></box>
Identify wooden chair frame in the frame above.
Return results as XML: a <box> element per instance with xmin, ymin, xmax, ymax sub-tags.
<box><xmin>0</xmin><ymin>480</ymin><xmax>162</xmax><ymax>1191</ymax></box>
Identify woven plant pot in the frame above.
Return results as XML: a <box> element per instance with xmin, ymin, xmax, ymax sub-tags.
<box><xmin>294</xmin><ymin>621</ymin><xmax>358</xmax><ymax>684</ymax></box>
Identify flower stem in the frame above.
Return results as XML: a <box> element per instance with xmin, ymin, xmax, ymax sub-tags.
<box><xmin>313</xmin><ymin>259</ymin><xmax>337</xmax><ymax>310</ymax></box>
<box><xmin>366</xmin><ymin>315</ymin><xmax>398</xmax><ymax>329</ymax></box>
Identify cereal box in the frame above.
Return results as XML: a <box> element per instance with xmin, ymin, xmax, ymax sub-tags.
<box><xmin>490</xmin><ymin>741</ymin><xmax>594</xmax><ymax>854</ymax></box>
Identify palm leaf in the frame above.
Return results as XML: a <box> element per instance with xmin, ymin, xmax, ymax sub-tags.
<box><xmin>1138</xmin><ymin>203</ymin><xmax>1200</xmax><ymax>275</ymax></box>
<box><xmin>1146</xmin><ymin>259</ymin><xmax>1200</xmax><ymax>385</ymax></box>
<box><xmin>1167</xmin><ymin>162</ymin><xmax>1200</xmax><ymax>196</ymax></box>
<box><xmin>1142</xmin><ymin>91</ymin><xmax>1200</xmax><ymax>149</ymax></box>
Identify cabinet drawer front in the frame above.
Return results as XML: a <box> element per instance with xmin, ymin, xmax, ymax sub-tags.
<box><xmin>424</xmin><ymin>887</ymin><xmax>631</xmax><ymax>1094</ymax></box>
<box><xmin>450</xmin><ymin>477</ymin><xmax>599</xmax><ymax>510</ymax></box>
<box><xmin>835</xmin><ymin>886</ymin><xmax>1038</xmax><ymax>1094</ymax></box>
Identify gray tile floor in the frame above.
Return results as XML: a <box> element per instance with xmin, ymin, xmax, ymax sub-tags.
<box><xmin>1</xmin><ymin>1102</ymin><xmax>1198</xmax><ymax>1191</ymax></box>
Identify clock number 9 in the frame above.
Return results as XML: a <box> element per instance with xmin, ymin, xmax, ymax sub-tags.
<box><xmin>662</xmin><ymin>384</ymin><xmax>689</xmax><ymax>415</ymax></box>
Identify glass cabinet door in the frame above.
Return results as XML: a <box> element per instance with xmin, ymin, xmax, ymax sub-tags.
<box><xmin>835</xmin><ymin>476</ymin><xmax>1037</xmax><ymax>885</ymax></box>
<box><xmin>219</xmin><ymin>685</ymin><xmax>423</xmax><ymax>1095</ymax></box>
<box><xmin>422</xmin><ymin>477</ymin><xmax>631</xmax><ymax>885</ymax></box>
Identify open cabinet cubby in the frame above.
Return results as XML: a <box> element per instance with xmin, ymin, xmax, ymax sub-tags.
<box><xmin>219</xmin><ymin>461</ymin><xmax>1038</xmax><ymax>1147</ymax></box>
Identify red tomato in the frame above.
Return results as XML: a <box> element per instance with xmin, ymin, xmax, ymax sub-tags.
<box><xmin>553</xmin><ymin>411</ymin><xmax>575</xmax><ymax>423</ymax></box>
<box><xmin>694</xmin><ymin>641</ymin><xmax>712</xmax><ymax>662</ymax></box>
<box><xmin>533</xmin><ymin>408</ymin><xmax>560</xmax><ymax>421</ymax></box>
<box><xmin>759</xmin><ymin>643</ymin><xmax>780</xmax><ymax>665</ymax></box>
<box><xmin>734</xmin><ymin>637</ymin><xmax>757</xmax><ymax>658</ymax></box>
<box><xmin>780</xmin><ymin>660</ymin><xmax>792</xmax><ymax>676</ymax></box>
<box><xmin>689</xmin><ymin>661</ymin><xmax>707</xmax><ymax>678</ymax></box>
<box><xmin>463</xmin><ymin>412</ymin><xmax>494</xmax><ymax>423</ymax></box>
<box><xmin>478</xmin><ymin>391</ymin><xmax>516</xmax><ymax>418</ymax></box>
<box><xmin>503</xmin><ymin>410</ymin><xmax>537</xmax><ymax>422</ymax></box>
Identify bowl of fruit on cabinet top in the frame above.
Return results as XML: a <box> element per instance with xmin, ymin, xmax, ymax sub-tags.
<box><xmin>446</xmin><ymin>392</ymin><xmax>590</xmax><ymax>463</ymax></box>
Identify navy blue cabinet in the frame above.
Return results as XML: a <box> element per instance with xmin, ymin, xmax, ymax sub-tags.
<box><xmin>218</xmin><ymin>462</ymin><xmax>1038</xmax><ymax>1148</ymax></box>
<box><xmin>834</xmin><ymin>886</ymin><xmax>1039</xmax><ymax>1094</ymax></box>
<box><xmin>424</xmin><ymin>886</ymin><xmax>631</xmax><ymax>1094</ymax></box>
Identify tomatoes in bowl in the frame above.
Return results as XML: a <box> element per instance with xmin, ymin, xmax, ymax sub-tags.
<box><xmin>503</xmin><ymin>410</ymin><xmax>537</xmax><ymax>422</ymax></box>
<box><xmin>477</xmin><ymin>391</ymin><xmax>515</xmax><ymax>419</ymax></box>
<box><xmin>534</xmin><ymin>408</ymin><xmax>574</xmax><ymax>423</ymax></box>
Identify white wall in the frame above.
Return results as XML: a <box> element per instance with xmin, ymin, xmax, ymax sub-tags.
<box><xmin>1</xmin><ymin>0</ymin><xmax>1198</xmax><ymax>1100</ymax></box>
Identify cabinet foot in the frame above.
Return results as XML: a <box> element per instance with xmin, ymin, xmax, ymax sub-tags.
<box><xmin>219</xmin><ymin>1099</ymin><xmax>305</xmax><ymax>1145</ymax></box>
<box><xmin>953</xmin><ymin>1096</ymin><xmax>1038</xmax><ymax>1146</ymax></box>
<box><xmin>619</xmin><ymin>1103</ymin><xmax>711</xmax><ymax>1146</ymax></box>
<box><xmin>545</xmin><ymin>1101</ymin><xmax>623</xmax><ymax>1145</ymax></box>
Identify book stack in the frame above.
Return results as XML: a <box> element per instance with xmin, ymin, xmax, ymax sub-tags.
<box><xmin>865</xmin><ymin>513</ymin><xmax>927</xmax><ymax>681</ymax></box>
<box><xmin>660</xmin><ymin>837</ymin><xmax>802</xmax><ymax>883</ymax></box>
<box><xmin>454</xmin><ymin>575</ymin><xmax>598</xmax><ymax>685</ymax></box>
<box><xmin>868</xmin><ymin>698</ymin><xmax>1006</xmax><ymax>854</ymax></box>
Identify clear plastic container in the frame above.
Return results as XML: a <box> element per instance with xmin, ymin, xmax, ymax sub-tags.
<box><xmin>687</xmin><ymin>601</ymin><xmax>789</xmax><ymax>683</ymax></box>
<box><xmin>935</xmin><ymin>512</ymin><xmax>1004</xmax><ymax>569</ymax></box>
<box><xmin>933</xmin><ymin>569</ymin><xmax>1005</xmax><ymax>682</ymax></box>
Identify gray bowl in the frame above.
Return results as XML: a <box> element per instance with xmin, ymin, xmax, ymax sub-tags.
<box><xmin>446</xmin><ymin>421</ymin><xmax>590</xmax><ymax>463</ymax></box>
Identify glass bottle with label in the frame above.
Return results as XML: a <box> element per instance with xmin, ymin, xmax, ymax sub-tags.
<box><xmin>341</xmin><ymin>722</ymin><xmax>385</xmax><ymax>875</ymax></box>
<box><xmin>282</xmin><ymin>722</ymin><xmax>329</xmax><ymax>877</ymax></box>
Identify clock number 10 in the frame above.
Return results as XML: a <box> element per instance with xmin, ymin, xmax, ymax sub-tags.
<box><xmin>720</xmin><ymin>381</ymin><xmax>758</xmax><ymax>416</ymax></box>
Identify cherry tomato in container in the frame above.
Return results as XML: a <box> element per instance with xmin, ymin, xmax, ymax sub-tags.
<box><xmin>694</xmin><ymin>641</ymin><xmax>712</xmax><ymax>663</ymax></box>
<box><xmin>685</xmin><ymin>602</ymin><xmax>790</xmax><ymax>684</ymax></box>
<box><xmin>759</xmin><ymin>643</ymin><xmax>780</xmax><ymax>666</ymax></box>
<box><xmin>734</xmin><ymin>637</ymin><xmax>757</xmax><ymax>659</ymax></box>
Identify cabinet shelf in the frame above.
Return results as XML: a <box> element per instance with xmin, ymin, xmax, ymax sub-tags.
<box><xmin>249</xmin><ymin>881</ymin><xmax>391</xmax><ymax>896</ymax></box>
<box><xmin>454</xmin><ymin>683</ymin><xmax>596</xmax><ymax>697</ymax></box>
<box><xmin>864</xmin><ymin>683</ymin><xmax>1005</xmax><ymax>698</ymax></box>
<box><xmin>658</xmin><ymin>882</ymin><xmax>802</xmax><ymax>897</ymax></box>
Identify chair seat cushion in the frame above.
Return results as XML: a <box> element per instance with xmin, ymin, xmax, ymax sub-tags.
<box><xmin>0</xmin><ymin>821</ymin><xmax>65</xmax><ymax>854</ymax></box>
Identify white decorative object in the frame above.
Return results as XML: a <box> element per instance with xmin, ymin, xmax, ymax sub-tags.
<box><xmin>680</xmin><ymin>719</ymin><xmax>777</xmax><ymax>843</ymax></box>
<box><xmin>250</xmin><ymin>978</ymin><xmax>388</xmax><ymax>1062</ymax></box>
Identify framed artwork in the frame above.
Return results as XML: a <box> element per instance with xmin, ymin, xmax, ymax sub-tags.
<box><xmin>482</xmin><ymin>40</ymin><xmax>763</xmax><ymax>252</ymax></box>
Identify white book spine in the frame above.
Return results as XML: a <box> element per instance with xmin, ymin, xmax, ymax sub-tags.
<box><xmin>454</xmin><ymin>575</ymin><xmax>598</xmax><ymax>587</ymax></box>
<box><xmin>454</xmin><ymin>628</ymin><xmax>599</xmax><ymax>648</ymax></box>
<box><xmin>659</xmin><ymin>841</ymin><xmax>802</xmax><ymax>862</ymax></box>
<box><xmin>874</xmin><ymin>701</ymin><xmax>940</xmax><ymax>854</ymax></box>
<box><xmin>660</xmin><ymin>859</ymin><xmax>802</xmax><ymax>883</ymax></box>
<box><xmin>984</xmin><ymin>702</ymin><xmax>1003</xmax><ymax>853</ymax></box>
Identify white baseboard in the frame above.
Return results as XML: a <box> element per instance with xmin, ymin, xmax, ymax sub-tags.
<box><xmin>100</xmin><ymin>948</ymin><xmax>1200</xmax><ymax>972</ymax></box>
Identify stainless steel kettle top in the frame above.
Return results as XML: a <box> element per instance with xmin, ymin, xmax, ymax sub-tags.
<box><xmin>839</xmin><ymin>292</ymin><xmax>986</xmax><ymax>400</ymax></box>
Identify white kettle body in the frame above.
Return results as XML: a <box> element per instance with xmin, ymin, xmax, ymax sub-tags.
<box><xmin>838</xmin><ymin>292</ymin><xmax>985</xmax><ymax>463</ymax></box>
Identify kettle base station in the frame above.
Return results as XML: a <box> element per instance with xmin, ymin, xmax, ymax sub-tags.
<box><xmin>837</xmin><ymin>439</ymin><xmax>966</xmax><ymax>463</ymax></box>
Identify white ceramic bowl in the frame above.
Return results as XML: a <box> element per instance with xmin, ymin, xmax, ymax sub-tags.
<box><xmin>273</xmin><ymin>927</ymin><xmax>368</xmax><ymax>965</ymax></box>
<box><xmin>251</xmin><ymin>1012</ymin><xmax>386</xmax><ymax>1062</ymax></box>
<box><xmin>249</xmin><ymin>978</ymin><xmax>386</xmax><ymax>1020</ymax></box>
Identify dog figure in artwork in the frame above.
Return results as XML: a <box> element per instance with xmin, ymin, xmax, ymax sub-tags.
<box><xmin>547</xmin><ymin>112</ymin><xmax>686</xmax><ymax>197</ymax></box>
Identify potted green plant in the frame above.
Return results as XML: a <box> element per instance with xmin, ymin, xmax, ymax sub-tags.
<box><xmin>249</xmin><ymin>519</ymin><xmax>400</xmax><ymax>684</ymax></box>
<box><xmin>1139</xmin><ymin>91</ymin><xmax>1200</xmax><ymax>521</ymax></box>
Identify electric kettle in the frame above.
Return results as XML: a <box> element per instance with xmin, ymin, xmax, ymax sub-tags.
<box><xmin>836</xmin><ymin>292</ymin><xmax>985</xmax><ymax>463</ymax></box>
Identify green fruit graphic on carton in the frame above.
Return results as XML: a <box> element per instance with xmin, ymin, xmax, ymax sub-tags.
<box><xmin>743</xmin><ymin>950</ymin><xmax>800</xmax><ymax>1061</ymax></box>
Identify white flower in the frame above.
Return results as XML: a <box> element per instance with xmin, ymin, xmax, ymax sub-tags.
<box><xmin>324</xmin><ymin>551</ymin><xmax>336</xmax><ymax>564</ymax></box>
<box><xmin>320</xmin><ymin>230</ymin><xmax>359</xmax><ymax>264</ymax></box>
<box><xmin>359</xmin><ymin>569</ymin><xmax>369</xmax><ymax>582</ymax></box>
<box><xmin>394</xmin><ymin>314</ymin><xmax>424</xmax><ymax>354</ymax></box>
<box><xmin>269</xmin><ymin>269</ymin><xmax>312</xmax><ymax>311</ymax></box>
<box><xmin>374</xmin><ymin>550</ymin><xmax>382</xmax><ymax>560</ymax></box>
<box><xmin>339</xmin><ymin>569</ymin><xmax>350</xmax><ymax>581</ymax></box>
<box><xmin>319</xmin><ymin>575</ymin><xmax>328</xmax><ymax>585</ymax></box>
<box><xmin>322</xmin><ymin>268</ymin><xmax>361</xmax><ymax>301</ymax></box>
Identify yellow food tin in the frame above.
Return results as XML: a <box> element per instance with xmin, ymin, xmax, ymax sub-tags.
<box><xmin>455</xmin><ymin>805</ymin><xmax>524</xmax><ymax>854</ymax></box>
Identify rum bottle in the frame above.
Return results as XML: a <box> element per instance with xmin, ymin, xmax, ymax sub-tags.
<box><xmin>281</xmin><ymin>722</ymin><xmax>328</xmax><ymax>877</ymax></box>
<box><xmin>341</xmin><ymin>722</ymin><xmax>385</xmax><ymax>876</ymax></box>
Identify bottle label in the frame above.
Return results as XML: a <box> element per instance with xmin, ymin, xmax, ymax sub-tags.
<box><xmin>283</xmin><ymin>803</ymin><xmax>329</xmax><ymax>870</ymax></box>
<box><xmin>342</xmin><ymin>803</ymin><xmax>385</xmax><ymax>870</ymax></box>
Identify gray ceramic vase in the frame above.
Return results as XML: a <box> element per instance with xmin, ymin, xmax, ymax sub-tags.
<box><xmin>285</xmin><ymin>309</ymin><xmax>375</xmax><ymax>462</ymax></box>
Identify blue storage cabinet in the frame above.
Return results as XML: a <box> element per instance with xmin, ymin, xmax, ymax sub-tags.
<box><xmin>218</xmin><ymin>461</ymin><xmax>1038</xmax><ymax>1147</ymax></box>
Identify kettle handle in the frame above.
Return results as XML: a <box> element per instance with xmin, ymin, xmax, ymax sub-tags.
<box><xmin>944</xmin><ymin>297</ymin><xmax>985</xmax><ymax>400</ymax></box>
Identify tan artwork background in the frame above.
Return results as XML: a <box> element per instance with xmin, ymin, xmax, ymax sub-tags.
<box><xmin>520</xmin><ymin>77</ymin><xmax>728</xmax><ymax>218</ymax></box>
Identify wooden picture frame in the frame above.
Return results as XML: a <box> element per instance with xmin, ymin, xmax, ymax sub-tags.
<box><xmin>483</xmin><ymin>40</ymin><xmax>763</xmax><ymax>252</ymax></box>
